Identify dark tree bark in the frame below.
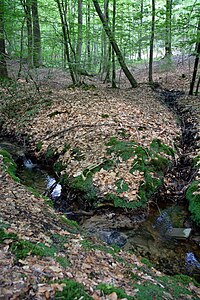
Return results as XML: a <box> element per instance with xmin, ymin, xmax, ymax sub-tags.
<box><xmin>32</xmin><ymin>0</ymin><xmax>41</xmax><ymax>67</ymax></box>
<box><xmin>165</xmin><ymin>0</ymin><xmax>172</xmax><ymax>57</ymax></box>
<box><xmin>55</xmin><ymin>0</ymin><xmax>76</xmax><ymax>84</ymax></box>
<box><xmin>21</xmin><ymin>0</ymin><xmax>33</xmax><ymax>67</ymax></box>
<box><xmin>76</xmin><ymin>0</ymin><xmax>82</xmax><ymax>63</ymax></box>
<box><xmin>138</xmin><ymin>0</ymin><xmax>144</xmax><ymax>60</ymax></box>
<box><xmin>0</xmin><ymin>0</ymin><xmax>8</xmax><ymax>78</ymax></box>
<box><xmin>92</xmin><ymin>0</ymin><xmax>137</xmax><ymax>88</ymax></box>
<box><xmin>112</xmin><ymin>0</ymin><xmax>116</xmax><ymax>88</ymax></box>
<box><xmin>189</xmin><ymin>19</ymin><xmax>200</xmax><ymax>95</ymax></box>
<box><xmin>149</xmin><ymin>0</ymin><xmax>155</xmax><ymax>83</ymax></box>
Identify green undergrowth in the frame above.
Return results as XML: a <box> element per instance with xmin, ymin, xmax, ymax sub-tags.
<box><xmin>0</xmin><ymin>149</ymin><xmax>20</xmax><ymax>182</ymax></box>
<box><xmin>54</xmin><ymin>279</ymin><xmax>92</xmax><ymax>299</ymax></box>
<box><xmin>186</xmin><ymin>181</ymin><xmax>200</xmax><ymax>225</ymax></box>
<box><xmin>0</xmin><ymin>227</ymin><xmax>71</xmax><ymax>268</ymax></box>
<box><xmin>68</xmin><ymin>138</ymin><xmax>174</xmax><ymax>210</ymax></box>
<box><xmin>96</xmin><ymin>283</ymin><xmax>133</xmax><ymax>299</ymax></box>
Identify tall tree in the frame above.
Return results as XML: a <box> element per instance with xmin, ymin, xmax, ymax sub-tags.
<box><xmin>165</xmin><ymin>0</ymin><xmax>172</xmax><ymax>57</ymax></box>
<box><xmin>189</xmin><ymin>18</ymin><xmax>200</xmax><ymax>95</ymax></box>
<box><xmin>112</xmin><ymin>0</ymin><xmax>116</xmax><ymax>88</ymax></box>
<box><xmin>92</xmin><ymin>0</ymin><xmax>137</xmax><ymax>88</ymax></box>
<box><xmin>55</xmin><ymin>0</ymin><xmax>77</xmax><ymax>84</ymax></box>
<box><xmin>149</xmin><ymin>0</ymin><xmax>155</xmax><ymax>83</ymax></box>
<box><xmin>32</xmin><ymin>0</ymin><xmax>41</xmax><ymax>67</ymax></box>
<box><xmin>0</xmin><ymin>0</ymin><xmax>8</xmax><ymax>78</ymax></box>
<box><xmin>21</xmin><ymin>0</ymin><xmax>33</xmax><ymax>67</ymax></box>
<box><xmin>138</xmin><ymin>0</ymin><xmax>144</xmax><ymax>60</ymax></box>
<box><xmin>76</xmin><ymin>0</ymin><xmax>82</xmax><ymax>65</ymax></box>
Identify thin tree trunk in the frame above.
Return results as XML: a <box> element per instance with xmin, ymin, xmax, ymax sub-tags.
<box><xmin>76</xmin><ymin>0</ymin><xmax>82</xmax><ymax>64</ymax></box>
<box><xmin>55</xmin><ymin>0</ymin><xmax>76</xmax><ymax>84</ymax></box>
<box><xmin>149</xmin><ymin>0</ymin><xmax>155</xmax><ymax>83</ymax></box>
<box><xmin>92</xmin><ymin>0</ymin><xmax>137</xmax><ymax>88</ymax></box>
<box><xmin>0</xmin><ymin>0</ymin><xmax>8</xmax><ymax>78</ymax></box>
<box><xmin>32</xmin><ymin>0</ymin><xmax>41</xmax><ymax>67</ymax></box>
<box><xmin>165</xmin><ymin>0</ymin><xmax>172</xmax><ymax>57</ymax></box>
<box><xmin>195</xmin><ymin>76</ymin><xmax>200</xmax><ymax>96</ymax></box>
<box><xmin>112</xmin><ymin>0</ymin><xmax>116</xmax><ymax>88</ymax></box>
<box><xmin>138</xmin><ymin>0</ymin><xmax>143</xmax><ymax>60</ymax></box>
<box><xmin>189</xmin><ymin>19</ymin><xmax>200</xmax><ymax>95</ymax></box>
<box><xmin>22</xmin><ymin>0</ymin><xmax>33</xmax><ymax>67</ymax></box>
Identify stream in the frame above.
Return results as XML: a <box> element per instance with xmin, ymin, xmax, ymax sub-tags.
<box><xmin>0</xmin><ymin>89</ymin><xmax>200</xmax><ymax>280</ymax></box>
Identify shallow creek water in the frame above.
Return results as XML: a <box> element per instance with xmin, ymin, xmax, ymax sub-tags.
<box><xmin>1</xmin><ymin>88</ymin><xmax>200</xmax><ymax>279</ymax></box>
<box><xmin>1</xmin><ymin>138</ymin><xmax>200</xmax><ymax>280</ymax></box>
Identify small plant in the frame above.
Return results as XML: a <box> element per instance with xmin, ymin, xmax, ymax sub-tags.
<box><xmin>186</xmin><ymin>181</ymin><xmax>200</xmax><ymax>225</ymax></box>
<box><xmin>0</xmin><ymin>149</ymin><xmax>20</xmax><ymax>182</ymax></box>
<box><xmin>54</xmin><ymin>279</ymin><xmax>92</xmax><ymax>299</ymax></box>
<box><xmin>96</xmin><ymin>283</ymin><xmax>133</xmax><ymax>300</ymax></box>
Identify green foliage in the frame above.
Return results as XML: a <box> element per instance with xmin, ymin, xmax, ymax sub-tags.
<box><xmin>45</xmin><ymin>147</ymin><xmax>55</xmax><ymax>159</ymax></box>
<box><xmin>106</xmin><ymin>137</ymin><xmax>137</xmax><ymax>161</ymax></box>
<box><xmin>115</xmin><ymin>178</ymin><xmax>129</xmax><ymax>193</ymax></box>
<box><xmin>96</xmin><ymin>283</ymin><xmax>133</xmax><ymax>300</ymax></box>
<box><xmin>0</xmin><ymin>228</ymin><xmax>17</xmax><ymax>243</ymax></box>
<box><xmin>81</xmin><ymin>239</ymin><xmax>120</xmax><ymax>257</ymax></box>
<box><xmin>0</xmin><ymin>149</ymin><xmax>20</xmax><ymax>182</ymax></box>
<box><xmin>105</xmin><ymin>193</ymin><xmax>145</xmax><ymax>209</ymax></box>
<box><xmin>140</xmin><ymin>257</ymin><xmax>154</xmax><ymax>268</ymax></box>
<box><xmin>186</xmin><ymin>181</ymin><xmax>200</xmax><ymax>225</ymax></box>
<box><xmin>10</xmin><ymin>240</ymin><xmax>56</xmax><ymax>260</ymax></box>
<box><xmin>71</xmin><ymin>147</ymin><xmax>85</xmax><ymax>161</ymax></box>
<box><xmin>36</xmin><ymin>141</ymin><xmax>43</xmax><ymax>152</ymax></box>
<box><xmin>55</xmin><ymin>256</ymin><xmax>70</xmax><ymax>268</ymax></box>
<box><xmin>71</xmin><ymin>173</ymin><xmax>97</xmax><ymax>202</ymax></box>
<box><xmin>101</xmin><ymin>113</ymin><xmax>109</xmax><ymax>118</ymax></box>
<box><xmin>55</xmin><ymin>279</ymin><xmax>92</xmax><ymax>300</ymax></box>
<box><xmin>59</xmin><ymin>215</ymin><xmax>80</xmax><ymax>230</ymax></box>
<box><xmin>53</xmin><ymin>161</ymin><xmax>66</xmax><ymax>173</ymax></box>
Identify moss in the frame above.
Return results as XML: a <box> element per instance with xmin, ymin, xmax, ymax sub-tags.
<box><xmin>54</xmin><ymin>279</ymin><xmax>92</xmax><ymax>299</ymax></box>
<box><xmin>59</xmin><ymin>215</ymin><xmax>80</xmax><ymax>230</ymax></box>
<box><xmin>96</xmin><ymin>283</ymin><xmax>133</xmax><ymax>300</ymax></box>
<box><xmin>53</xmin><ymin>161</ymin><xmax>66</xmax><ymax>173</ymax></box>
<box><xmin>141</xmin><ymin>257</ymin><xmax>154</xmax><ymax>268</ymax></box>
<box><xmin>36</xmin><ymin>141</ymin><xmax>43</xmax><ymax>152</ymax></box>
<box><xmin>0</xmin><ymin>149</ymin><xmax>20</xmax><ymax>182</ymax></box>
<box><xmin>0</xmin><ymin>228</ymin><xmax>18</xmax><ymax>243</ymax></box>
<box><xmin>101</xmin><ymin>113</ymin><xmax>109</xmax><ymax>118</ymax></box>
<box><xmin>55</xmin><ymin>256</ymin><xmax>70</xmax><ymax>268</ymax></box>
<box><xmin>106</xmin><ymin>137</ymin><xmax>137</xmax><ymax>161</ymax></box>
<box><xmin>10</xmin><ymin>240</ymin><xmax>56</xmax><ymax>260</ymax></box>
<box><xmin>186</xmin><ymin>181</ymin><xmax>200</xmax><ymax>225</ymax></box>
<box><xmin>45</xmin><ymin>147</ymin><xmax>55</xmax><ymax>159</ymax></box>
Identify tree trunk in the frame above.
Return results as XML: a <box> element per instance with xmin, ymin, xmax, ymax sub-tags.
<box><xmin>138</xmin><ymin>0</ymin><xmax>144</xmax><ymax>60</ymax></box>
<box><xmin>76</xmin><ymin>0</ymin><xmax>82</xmax><ymax>64</ymax></box>
<box><xmin>189</xmin><ymin>19</ymin><xmax>200</xmax><ymax>95</ymax></box>
<box><xmin>112</xmin><ymin>0</ymin><xmax>116</xmax><ymax>88</ymax></box>
<box><xmin>32</xmin><ymin>0</ymin><xmax>41</xmax><ymax>67</ymax></box>
<box><xmin>149</xmin><ymin>0</ymin><xmax>155</xmax><ymax>83</ymax></box>
<box><xmin>0</xmin><ymin>0</ymin><xmax>8</xmax><ymax>78</ymax></box>
<box><xmin>55</xmin><ymin>0</ymin><xmax>76</xmax><ymax>84</ymax></box>
<box><xmin>92</xmin><ymin>0</ymin><xmax>137</xmax><ymax>88</ymax></box>
<box><xmin>22</xmin><ymin>0</ymin><xmax>33</xmax><ymax>67</ymax></box>
<box><xmin>165</xmin><ymin>0</ymin><xmax>172</xmax><ymax>57</ymax></box>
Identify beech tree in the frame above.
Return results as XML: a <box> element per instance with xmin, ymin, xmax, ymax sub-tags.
<box><xmin>0</xmin><ymin>0</ymin><xmax>8</xmax><ymax>78</ymax></box>
<box><xmin>149</xmin><ymin>0</ymin><xmax>155</xmax><ymax>83</ymax></box>
<box><xmin>189</xmin><ymin>18</ymin><xmax>200</xmax><ymax>95</ymax></box>
<box><xmin>92</xmin><ymin>0</ymin><xmax>137</xmax><ymax>88</ymax></box>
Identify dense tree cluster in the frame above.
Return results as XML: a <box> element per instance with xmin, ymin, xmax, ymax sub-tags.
<box><xmin>0</xmin><ymin>0</ymin><xmax>199</xmax><ymax>92</ymax></box>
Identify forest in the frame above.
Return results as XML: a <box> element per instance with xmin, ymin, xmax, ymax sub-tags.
<box><xmin>0</xmin><ymin>0</ymin><xmax>200</xmax><ymax>299</ymax></box>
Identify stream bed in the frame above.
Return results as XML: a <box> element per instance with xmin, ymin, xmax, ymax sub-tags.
<box><xmin>0</xmin><ymin>89</ymin><xmax>200</xmax><ymax>280</ymax></box>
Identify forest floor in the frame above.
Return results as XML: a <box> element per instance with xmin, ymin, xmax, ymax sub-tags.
<box><xmin>0</xmin><ymin>55</ymin><xmax>200</xmax><ymax>299</ymax></box>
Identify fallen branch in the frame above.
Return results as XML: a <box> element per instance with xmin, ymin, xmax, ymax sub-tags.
<box><xmin>45</xmin><ymin>123</ymin><xmax>116</xmax><ymax>140</ymax></box>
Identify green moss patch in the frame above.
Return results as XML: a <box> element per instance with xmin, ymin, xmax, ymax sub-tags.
<box><xmin>96</xmin><ymin>283</ymin><xmax>133</xmax><ymax>300</ymax></box>
<box><xmin>186</xmin><ymin>181</ymin><xmax>200</xmax><ymax>225</ymax></box>
<box><xmin>55</xmin><ymin>279</ymin><xmax>92</xmax><ymax>299</ymax></box>
<box><xmin>0</xmin><ymin>149</ymin><xmax>20</xmax><ymax>182</ymax></box>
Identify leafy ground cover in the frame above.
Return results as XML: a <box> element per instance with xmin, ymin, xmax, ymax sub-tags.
<box><xmin>0</xmin><ymin>56</ymin><xmax>200</xmax><ymax>298</ymax></box>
